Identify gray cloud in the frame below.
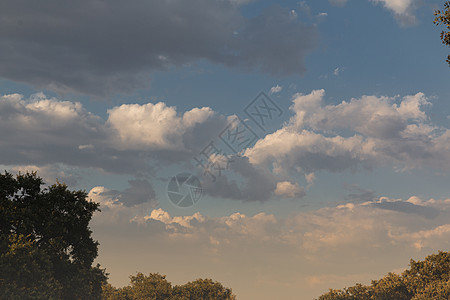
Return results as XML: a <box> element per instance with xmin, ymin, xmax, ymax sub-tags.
<box><xmin>371</xmin><ymin>201</ymin><xmax>440</xmax><ymax>219</ymax></box>
<box><xmin>202</xmin><ymin>156</ymin><xmax>279</xmax><ymax>202</ymax></box>
<box><xmin>0</xmin><ymin>0</ymin><xmax>318</xmax><ymax>96</ymax></box>
<box><xmin>344</xmin><ymin>185</ymin><xmax>377</xmax><ymax>203</ymax></box>
<box><xmin>100</xmin><ymin>179</ymin><xmax>157</xmax><ymax>207</ymax></box>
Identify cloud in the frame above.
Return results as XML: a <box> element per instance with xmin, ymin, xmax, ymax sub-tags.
<box><xmin>333</xmin><ymin>67</ymin><xmax>341</xmax><ymax>76</ymax></box>
<box><xmin>329</xmin><ymin>0</ymin><xmax>419</xmax><ymax>26</ymax></box>
<box><xmin>5</xmin><ymin>163</ymin><xmax>81</xmax><ymax>187</ymax></box>
<box><xmin>245</xmin><ymin>89</ymin><xmax>450</xmax><ymax>176</ymax></box>
<box><xmin>344</xmin><ymin>185</ymin><xmax>377</xmax><ymax>203</ymax></box>
<box><xmin>0</xmin><ymin>93</ymin><xmax>228</xmax><ymax>175</ymax></box>
<box><xmin>201</xmin><ymin>156</ymin><xmax>279</xmax><ymax>202</ymax></box>
<box><xmin>2</xmin><ymin>90</ymin><xmax>449</xmax><ymax>205</ymax></box>
<box><xmin>90</xmin><ymin>192</ymin><xmax>450</xmax><ymax>297</ymax></box>
<box><xmin>99</xmin><ymin>179</ymin><xmax>157</xmax><ymax>207</ymax></box>
<box><xmin>275</xmin><ymin>181</ymin><xmax>306</xmax><ymax>198</ymax></box>
<box><xmin>370</xmin><ymin>0</ymin><xmax>418</xmax><ymax>25</ymax></box>
<box><xmin>88</xmin><ymin>185</ymin><xmax>158</xmax><ymax>224</ymax></box>
<box><xmin>123</xmin><ymin>194</ymin><xmax>450</xmax><ymax>255</ymax></box>
<box><xmin>107</xmin><ymin>103</ymin><xmax>215</xmax><ymax>151</ymax></box>
<box><xmin>92</xmin><ymin>194</ymin><xmax>450</xmax><ymax>299</ymax></box>
<box><xmin>0</xmin><ymin>0</ymin><xmax>318</xmax><ymax>96</ymax></box>
<box><xmin>367</xmin><ymin>197</ymin><xmax>440</xmax><ymax>219</ymax></box>
<box><xmin>269</xmin><ymin>85</ymin><xmax>282</xmax><ymax>95</ymax></box>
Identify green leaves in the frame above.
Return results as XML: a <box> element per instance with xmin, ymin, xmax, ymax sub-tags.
<box><xmin>434</xmin><ymin>1</ymin><xmax>450</xmax><ymax>66</ymax></box>
<box><xmin>0</xmin><ymin>171</ymin><xmax>107</xmax><ymax>299</ymax></box>
<box><xmin>317</xmin><ymin>251</ymin><xmax>450</xmax><ymax>300</ymax></box>
<box><xmin>102</xmin><ymin>273</ymin><xmax>236</xmax><ymax>300</ymax></box>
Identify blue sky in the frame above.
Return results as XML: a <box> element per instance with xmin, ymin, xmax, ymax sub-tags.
<box><xmin>1</xmin><ymin>0</ymin><xmax>450</xmax><ymax>299</ymax></box>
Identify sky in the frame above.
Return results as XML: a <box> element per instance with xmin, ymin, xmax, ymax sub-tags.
<box><xmin>1</xmin><ymin>0</ymin><xmax>450</xmax><ymax>299</ymax></box>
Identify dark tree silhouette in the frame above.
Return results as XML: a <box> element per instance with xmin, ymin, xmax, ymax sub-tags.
<box><xmin>0</xmin><ymin>171</ymin><xmax>107</xmax><ymax>299</ymax></box>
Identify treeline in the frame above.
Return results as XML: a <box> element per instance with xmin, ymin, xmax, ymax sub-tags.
<box><xmin>0</xmin><ymin>172</ymin><xmax>235</xmax><ymax>299</ymax></box>
<box><xmin>317</xmin><ymin>251</ymin><xmax>450</xmax><ymax>300</ymax></box>
<box><xmin>102</xmin><ymin>273</ymin><xmax>235</xmax><ymax>299</ymax></box>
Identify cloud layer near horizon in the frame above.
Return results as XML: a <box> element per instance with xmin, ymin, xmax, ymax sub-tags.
<box><xmin>91</xmin><ymin>193</ymin><xmax>450</xmax><ymax>299</ymax></box>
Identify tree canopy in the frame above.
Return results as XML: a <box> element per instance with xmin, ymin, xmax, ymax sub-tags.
<box><xmin>0</xmin><ymin>171</ymin><xmax>107</xmax><ymax>299</ymax></box>
<box><xmin>317</xmin><ymin>251</ymin><xmax>450</xmax><ymax>300</ymax></box>
<box><xmin>102</xmin><ymin>272</ymin><xmax>236</xmax><ymax>300</ymax></box>
<box><xmin>434</xmin><ymin>1</ymin><xmax>450</xmax><ymax>66</ymax></box>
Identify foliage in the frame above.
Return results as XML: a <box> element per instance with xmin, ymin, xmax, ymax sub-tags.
<box><xmin>317</xmin><ymin>251</ymin><xmax>450</xmax><ymax>300</ymax></box>
<box><xmin>173</xmin><ymin>278</ymin><xmax>237</xmax><ymax>300</ymax></box>
<box><xmin>0</xmin><ymin>233</ymin><xmax>62</xmax><ymax>299</ymax></box>
<box><xmin>0</xmin><ymin>171</ymin><xmax>107</xmax><ymax>299</ymax></box>
<box><xmin>434</xmin><ymin>1</ymin><xmax>450</xmax><ymax>66</ymax></box>
<box><xmin>102</xmin><ymin>273</ymin><xmax>236</xmax><ymax>300</ymax></box>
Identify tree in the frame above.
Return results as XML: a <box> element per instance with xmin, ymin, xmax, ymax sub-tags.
<box><xmin>317</xmin><ymin>251</ymin><xmax>450</xmax><ymax>300</ymax></box>
<box><xmin>434</xmin><ymin>1</ymin><xmax>450</xmax><ymax>66</ymax></box>
<box><xmin>0</xmin><ymin>171</ymin><xmax>107</xmax><ymax>299</ymax></box>
<box><xmin>126</xmin><ymin>273</ymin><xmax>172</xmax><ymax>300</ymax></box>
<box><xmin>0</xmin><ymin>233</ymin><xmax>62</xmax><ymax>299</ymax></box>
<box><xmin>173</xmin><ymin>278</ymin><xmax>236</xmax><ymax>300</ymax></box>
<box><xmin>101</xmin><ymin>273</ymin><xmax>236</xmax><ymax>300</ymax></box>
<box><xmin>403</xmin><ymin>251</ymin><xmax>450</xmax><ymax>295</ymax></box>
<box><xmin>370</xmin><ymin>272</ymin><xmax>411</xmax><ymax>300</ymax></box>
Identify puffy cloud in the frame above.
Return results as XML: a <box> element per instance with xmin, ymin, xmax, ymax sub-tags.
<box><xmin>274</xmin><ymin>181</ymin><xmax>306</xmax><ymax>198</ymax></box>
<box><xmin>246</xmin><ymin>128</ymin><xmax>369</xmax><ymax>174</ymax></box>
<box><xmin>371</xmin><ymin>0</ymin><xmax>417</xmax><ymax>25</ymax></box>
<box><xmin>245</xmin><ymin>90</ymin><xmax>450</xmax><ymax>176</ymax></box>
<box><xmin>0</xmin><ymin>0</ymin><xmax>318</xmax><ymax>96</ymax></box>
<box><xmin>107</xmin><ymin>103</ymin><xmax>215</xmax><ymax>151</ymax></box>
<box><xmin>2</xmin><ymin>89</ymin><xmax>449</xmax><ymax>205</ymax></box>
<box><xmin>0</xmin><ymin>93</ymin><xmax>226</xmax><ymax>175</ymax></box>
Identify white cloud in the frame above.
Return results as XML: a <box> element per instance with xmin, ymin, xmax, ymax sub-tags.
<box><xmin>371</xmin><ymin>0</ymin><xmax>418</xmax><ymax>26</ymax></box>
<box><xmin>107</xmin><ymin>102</ymin><xmax>215</xmax><ymax>151</ymax></box>
<box><xmin>269</xmin><ymin>85</ymin><xmax>282</xmax><ymax>95</ymax></box>
<box><xmin>333</xmin><ymin>67</ymin><xmax>341</xmax><ymax>76</ymax></box>
<box><xmin>275</xmin><ymin>181</ymin><xmax>306</xmax><ymax>198</ymax></box>
<box><xmin>245</xmin><ymin>89</ymin><xmax>450</xmax><ymax>177</ymax></box>
<box><xmin>371</xmin><ymin>0</ymin><xmax>413</xmax><ymax>15</ymax></box>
